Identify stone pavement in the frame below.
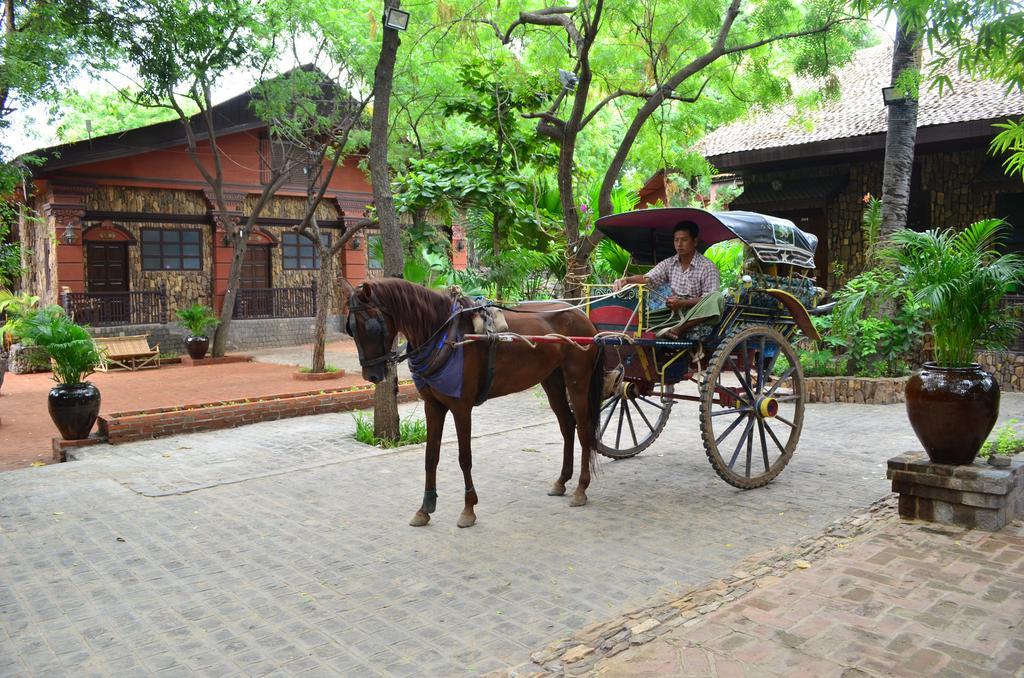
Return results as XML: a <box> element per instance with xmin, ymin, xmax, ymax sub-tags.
<box><xmin>541</xmin><ymin>500</ymin><xmax>1024</xmax><ymax>677</ymax></box>
<box><xmin>0</xmin><ymin>391</ymin><xmax>1021</xmax><ymax>676</ymax></box>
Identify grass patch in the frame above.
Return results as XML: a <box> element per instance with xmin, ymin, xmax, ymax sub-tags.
<box><xmin>299</xmin><ymin>364</ymin><xmax>341</xmax><ymax>374</ymax></box>
<box><xmin>353</xmin><ymin>410</ymin><xmax>428</xmax><ymax>448</ymax></box>
<box><xmin>980</xmin><ymin>419</ymin><xmax>1024</xmax><ymax>458</ymax></box>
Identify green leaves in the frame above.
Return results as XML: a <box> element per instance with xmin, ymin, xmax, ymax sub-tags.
<box><xmin>175</xmin><ymin>303</ymin><xmax>220</xmax><ymax>336</ymax></box>
<box><xmin>17</xmin><ymin>307</ymin><xmax>102</xmax><ymax>385</ymax></box>
<box><xmin>886</xmin><ymin>219</ymin><xmax>1024</xmax><ymax>366</ymax></box>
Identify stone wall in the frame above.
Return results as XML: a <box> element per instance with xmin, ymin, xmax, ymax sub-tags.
<box><xmin>224</xmin><ymin>316</ymin><xmax>346</xmax><ymax>350</ymax></box>
<box><xmin>742</xmin><ymin>147</ymin><xmax>1009</xmax><ymax>288</ymax></box>
<box><xmin>802</xmin><ymin>376</ymin><xmax>908</xmax><ymax>404</ymax></box>
<box><xmin>87</xmin><ymin>316</ymin><xmax>346</xmax><ymax>354</ymax></box>
<box><xmin>976</xmin><ymin>351</ymin><xmax>1024</xmax><ymax>392</ymax></box>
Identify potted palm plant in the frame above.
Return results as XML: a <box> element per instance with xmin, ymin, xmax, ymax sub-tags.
<box><xmin>175</xmin><ymin>303</ymin><xmax>220</xmax><ymax>359</ymax></box>
<box><xmin>17</xmin><ymin>306</ymin><xmax>104</xmax><ymax>440</ymax></box>
<box><xmin>890</xmin><ymin>219</ymin><xmax>1023</xmax><ymax>465</ymax></box>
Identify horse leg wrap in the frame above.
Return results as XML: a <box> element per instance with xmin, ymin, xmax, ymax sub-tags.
<box><xmin>421</xmin><ymin>489</ymin><xmax>438</xmax><ymax>514</ymax></box>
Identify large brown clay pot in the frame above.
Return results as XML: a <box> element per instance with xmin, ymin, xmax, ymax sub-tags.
<box><xmin>905</xmin><ymin>363</ymin><xmax>999</xmax><ymax>465</ymax></box>
<box><xmin>48</xmin><ymin>382</ymin><xmax>101</xmax><ymax>440</ymax></box>
<box><xmin>184</xmin><ymin>335</ymin><xmax>210</xmax><ymax>359</ymax></box>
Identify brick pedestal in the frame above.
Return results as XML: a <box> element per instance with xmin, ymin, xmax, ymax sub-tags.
<box><xmin>887</xmin><ymin>452</ymin><xmax>1024</xmax><ymax>531</ymax></box>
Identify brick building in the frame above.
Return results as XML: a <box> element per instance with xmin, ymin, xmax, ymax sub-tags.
<box><xmin>14</xmin><ymin>81</ymin><xmax>470</xmax><ymax>349</ymax></box>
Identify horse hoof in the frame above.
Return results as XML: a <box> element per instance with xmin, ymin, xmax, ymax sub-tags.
<box><xmin>569</xmin><ymin>492</ymin><xmax>588</xmax><ymax>507</ymax></box>
<box><xmin>457</xmin><ymin>512</ymin><xmax>476</xmax><ymax>528</ymax></box>
<box><xmin>409</xmin><ymin>511</ymin><xmax>431</xmax><ymax>527</ymax></box>
<box><xmin>548</xmin><ymin>483</ymin><xmax>566</xmax><ymax>496</ymax></box>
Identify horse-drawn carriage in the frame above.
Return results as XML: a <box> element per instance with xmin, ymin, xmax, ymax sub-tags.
<box><xmin>345</xmin><ymin>207</ymin><xmax>830</xmax><ymax>527</ymax></box>
<box><xmin>586</xmin><ymin>207</ymin><xmax>828</xmax><ymax>488</ymax></box>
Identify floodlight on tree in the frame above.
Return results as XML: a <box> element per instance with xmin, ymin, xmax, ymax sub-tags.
<box><xmin>558</xmin><ymin>69</ymin><xmax>579</xmax><ymax>91</ymax></box>
<box><xmin>383</xmin><ymin>7</ymin><xmax>410</xmax><ymax>31</ymax></box>
<box><xmin>881</xmin><ymin>86</ymin><xmax>908</xmax><ymax>106</ymax></box>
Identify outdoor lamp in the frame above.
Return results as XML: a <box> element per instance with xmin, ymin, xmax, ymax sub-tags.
<box><xmin>558</xmin><ymin>68</ymin><xmax>579</xmax><ymax>92</ymax></box>
<box><xmin>61</xmin><ymin>221</ymin><xmax>76</xmax><ymax>244</ymax></box>
<box><xmin>383</xmin><ymin>7</ymin><xmax>410</xmax><ymax>31</ymax></box>
<box><xmin>881</xmin><ymin>86</ymin><xmax>907</xmax><ymax>106</ymax></box>
<box><xmin>351</xmin><ymin>235</ymin><xmax>361</xmax><ymax>250</ymax></box>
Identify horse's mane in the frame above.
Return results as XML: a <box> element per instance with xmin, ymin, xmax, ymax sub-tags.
<box><xmin>364</xmin><ymin>278</ymin><xmax>455</xmax><ymax>345</ymax></box>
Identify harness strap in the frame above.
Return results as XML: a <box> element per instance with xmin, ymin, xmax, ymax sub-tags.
<box><xmin>474</xmin><ymin>333</ymin><xmax>499</xmax><ymax>406</ymax></box>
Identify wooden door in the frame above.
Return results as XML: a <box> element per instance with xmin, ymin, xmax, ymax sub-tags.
<box><xmin>240</xmin><ymin>245</ymin><xmax>271</xmax><ymax>288</ymax></box>
<box><xmin>238</xmin><ymin>245</ymin><xmax>272</xmax><ymax>318</ymax></box>
<box><xmin>85</xmin><ymin>242</ymin><xmax>129</xmax><ymax>324</ymax></box>
<box><xmin>86</xmin><ymin>242</ymin><xmax>129</xmax><ymax>292</ymax></box>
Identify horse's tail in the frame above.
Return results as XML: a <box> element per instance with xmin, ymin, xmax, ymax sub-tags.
<box><xmin>587</xmin><ymin>343</ymin><xmax>605</xmax><ymax>475</ymax></box>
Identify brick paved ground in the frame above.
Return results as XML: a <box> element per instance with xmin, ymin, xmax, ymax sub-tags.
<box><xmin>0</xmin><ymin>390</ymin><xmax>1021</xmax><ymax>676</ymax></box>
<box><xmin>0</xmin><ymin>361</ymin><xmax>369</xmax><ymax>472</ymax></box>
<box><xmin>0</xmin><ymin>340</ymin><xmax>377</xmax><ymax>471</ymax></box>
<box><xmin>591</xmin><ymin>514</ymin><xmax>1024</xmax><ymax>677</ymax></box>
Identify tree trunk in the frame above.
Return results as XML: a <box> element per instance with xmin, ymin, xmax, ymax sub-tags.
<box><xmin>211</xmin><ymin>217</ymin><xmax>246</xmax><ymax>357</ymax></box>
<box><xmin>880</xmin><ymin>21</ymin><xmax>922</xmax><ymax>239</ymax></box>
<box><xmin>310</xmin><ymin>248</ymin><xmax>334</xmax><ymax>373</ymax></box>
<box><xmin>369</xmin><ymin>0</ymin><xmax>404</xmax><ymax>443</ymax></box>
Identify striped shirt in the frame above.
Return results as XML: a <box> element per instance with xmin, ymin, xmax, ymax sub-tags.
<box><xmin>646</xmin><ymin>251</ymin><xmax>720</xmax><ymax>298</ymax></box>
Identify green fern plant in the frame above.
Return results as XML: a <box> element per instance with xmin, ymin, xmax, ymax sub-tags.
<box><xmin>886</xmin><ymin>219</ymin><xmax>1023</xmax><ymax>367</ymax></box>
<box><xmin>17</xmin><ymin>307</ymin><xmax>102</xmax><ymax>384</ymax></box>
<box><xmin>175</xmin><ymin>303</ymin><xmax>220</xmax><ymax>337</ymax></box>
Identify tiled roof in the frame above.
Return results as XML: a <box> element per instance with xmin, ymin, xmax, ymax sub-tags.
<box><xmin>700</xmin><ymin>45</ymin><xmax>1024</xmax><ymax>159</ymax></box>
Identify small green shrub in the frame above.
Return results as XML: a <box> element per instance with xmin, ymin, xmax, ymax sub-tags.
<box><xmin>980</xmin><ymin>419</ymin><xmax>1023</xmax><ymax>458</ymax></box>
<box><xmin>353</xmin><ymin>411</ymin><xmax>429</xmax><ymax>448</ymax></box>
<box><xmin>299</xmin><ymin>364</ymin><xmax>341</xmax><ymax>374</ymax></box>
<box><xmin>17</xmin><ymin>307</ymin><xmax>102</xmax><ymax>384</ymax></box>
<box><xmin>175</xmin><ymin>303</ymin><xmax>220</xmax><ymax>336</ymax></box>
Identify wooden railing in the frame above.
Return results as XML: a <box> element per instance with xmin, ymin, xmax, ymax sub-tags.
<box><xmin>233</xmin><ymin>284</ymin><xmax>316</xmax><ymax>319</ymax></box>
<box><xmin>60</xmin><ymin>288</ymin><xmax>168</xmax><ymax>326</ymax></box>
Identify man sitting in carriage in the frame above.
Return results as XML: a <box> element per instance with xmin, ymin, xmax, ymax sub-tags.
<box><xmin>611</xmin><ymin>221</ymin><xmax>725</xmax><ymax>339</ymax></box>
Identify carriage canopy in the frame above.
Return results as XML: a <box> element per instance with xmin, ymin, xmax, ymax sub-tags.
<box><xmin>594</xmin><ymin>207</ymin><xmax>818</xmax><ymax>269</ymax></box>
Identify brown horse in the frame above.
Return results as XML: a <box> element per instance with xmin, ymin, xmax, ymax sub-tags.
<box><xmin>344</xmin><ymin>278</ymin><xmax>604</xmax><ymax>528</ymax></box>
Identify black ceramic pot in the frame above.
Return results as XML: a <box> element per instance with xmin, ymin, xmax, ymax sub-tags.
<box><xmin>48</xmin><ymin>382</ymin><xmax>101</xmax><ymax>440</ymax></box>
<box><xmin>905</xmin><ymin>363</ymin><xmax>1000</xmax><ymax>465</ymax></box>
<box><xmin>185</xmin><ymin>335</ymin><xmax>210</xmax><ymax>359</ymax></box>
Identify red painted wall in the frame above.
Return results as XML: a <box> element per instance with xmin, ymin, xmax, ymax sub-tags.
<box><xmin>56</xmin><ymin>130</ymin><xmax>371</xmax><ymax>196</ymax></box>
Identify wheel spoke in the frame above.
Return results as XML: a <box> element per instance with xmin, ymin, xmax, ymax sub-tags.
<box><xmin>756</xmin><ymin>335</ymin><xmax>767</xmax><ymax>393</ymax></box>
<box><xmin>636</xmin><ymin>396</ymin><xmax>667</xmax><ymax>411</ymax></box>
<box><xmin>728</xmin><ymin>417</ymin><xmax>755</xmax><ymax>469</ymax></box>
<box><xmin>765</xmin><ymin>367</ymin><xmax>795</xmax><ymax>397</ymax></box>
<box><xmin>615</xmin><ymin>399</ymin><xmax>627</xmax><ymax>448</ymax></box>
<box><xmin>623</xmin><ymin>398</ymin><xmax>639</xmax><ymax>448</ymax></box>
<box><xmin>775</xmin><ymin>414</ymin><xmax>797</xmax><ymax>429</ymax></box>
<box><xmin>600</xmin><ymin>397</ymin><xmax>619</xmax><ymax>437</ymax></box>
<box><xmin>711</xmin><ymin>407</ymin><xmax>750</xmax><ymax>417</ymax></box>
<box><xmin>601</xmin><ymin>396</ymin><xmax>618</xmax><ymax>412</ymax></box>
<box><xmin>727</xmin><ymin>356</ymin><xmax>756</xmax><ymax>400</ymax></box>
<box><xmin>763</xmin><ymin>420</ymin><xmax>787</xmax><ymax>455</ymax></box>
<box><xmin>757</xmin><ymin>417</ymin><xmax>770</xmax><ymax>472</ymax></box>
<box><xmin>629</xmin><ymin>397</ymin><xmax>656</xmax><ymax>432</ymax></box>
<box><xmin>715</xmin><ymin>384</ymin><xmax>748</xmax><ymax>407</ymax></box>
<box><xmin>715</xmin><ymin>412</ymin><xmax>747</xmax><ymax>445</ymax></box>
<box><xmin>745</xmin><ymin>417</ymin><xmax>754</xmax><ymax>477</ymax></box>
<box><xmin>743</xmin><ymin>339</ymin><xmax>754</xmax><ymax>399</ymax></box>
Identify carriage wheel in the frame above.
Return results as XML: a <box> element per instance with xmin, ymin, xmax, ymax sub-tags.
<box><xmin>596</xmin><ymin>381</ymin><xmax>674</xmax><ymax>459</ymax></box>
<box><xmin>699</xmin><ymin>326</ymin><xmax>804</xmax><ymax>489</ymax></box>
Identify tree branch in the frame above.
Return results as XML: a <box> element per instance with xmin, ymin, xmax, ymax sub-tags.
<box><xmin>503</xmin><ymin>6</ymin><xmax>580</xmax><ymax>47</ymax></box>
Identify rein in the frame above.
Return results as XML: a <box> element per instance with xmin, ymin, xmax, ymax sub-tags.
<box><xmin>347</xmin><ymin>294</ymin><xmax>466</xmax><ymax>369</ymax></box>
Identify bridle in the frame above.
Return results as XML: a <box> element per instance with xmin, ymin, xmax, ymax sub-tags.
<box><xmin>345</xmin><ymin>290</ymin><xmax>465</xmax><ymax>369</ymax></box>
<box><xmin>345</xmin><ymin>293</ymin><xmax>404</xmax><ymax>368</ymax></box>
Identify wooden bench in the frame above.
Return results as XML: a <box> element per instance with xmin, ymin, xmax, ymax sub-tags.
<box><xmin>94</xmin><ymin>334</ymin><xmax>161</xmax><ymax>372</ymax></box>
